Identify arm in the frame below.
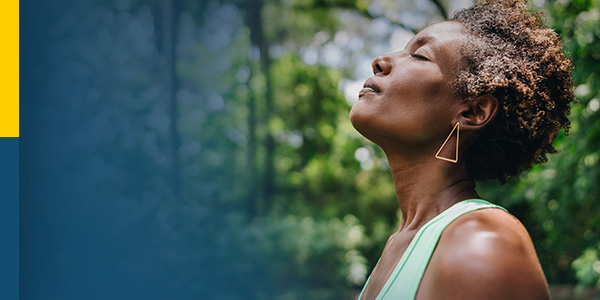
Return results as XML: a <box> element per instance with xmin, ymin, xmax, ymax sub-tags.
<box><xmin>417</xmin><ymin>208</ymin><xmax>550</xmax><ymax>300</ymax></box>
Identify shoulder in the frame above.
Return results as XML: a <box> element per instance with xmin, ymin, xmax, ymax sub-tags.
<box><xmin>417</xmin><ymin>207</ymin><xmax>550</xmax><ymax>300</ymax></box>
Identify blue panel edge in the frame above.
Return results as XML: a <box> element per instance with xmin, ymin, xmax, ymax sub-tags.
<box><xmin>0</xmin><ymin>137</ymin><xmax>18</xmax><ymax>300</ymax></box>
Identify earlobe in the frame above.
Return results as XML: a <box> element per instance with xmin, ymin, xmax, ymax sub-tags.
<box><xmin>460</xmin><ymin>94</ymin><xmax>499</xmax><ymax>130</ymax></box>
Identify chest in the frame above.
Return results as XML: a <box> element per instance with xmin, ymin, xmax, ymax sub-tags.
<box><xmin>360</xmin><ymin>231</ymin><xmax>416</xmax><ymax>300</ymax></box>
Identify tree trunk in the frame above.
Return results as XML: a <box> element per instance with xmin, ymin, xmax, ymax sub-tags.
<box><xmin>162</xmin><ymin>0</ymin><xmax>181</xmax><ymax>199</ymax></box>
<box><xmin>246</xmin><ymin>0</ymin><xmax>275</xmax><ymax>215</ymax></box>
<box><xmin>246</xmin><ymin>67</ymin><xmax>258</xmax><ymax>217</ymax></box>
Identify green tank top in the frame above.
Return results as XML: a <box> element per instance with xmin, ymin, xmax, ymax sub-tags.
<box><xmin>358</xmin><ymin>199</ymin><xmax>507</xmax><ymax>300</ymax></box>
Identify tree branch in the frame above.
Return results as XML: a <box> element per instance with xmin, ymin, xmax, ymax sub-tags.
<box><xmin>429</xmin><ymin>0</ymin><xmax>449</xmax><ymax>20</ymax></box>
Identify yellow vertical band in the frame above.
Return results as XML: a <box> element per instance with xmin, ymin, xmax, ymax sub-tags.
<box><xmin>0</xmin><ymin>1</ymin><xmax>19</xmax><ymax>137</ymax></box>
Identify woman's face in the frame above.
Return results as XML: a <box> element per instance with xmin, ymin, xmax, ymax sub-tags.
<box><xmin>350</xmin><ymin>21</ymin><xmax>468</xmax><ymax>154</ymax></box>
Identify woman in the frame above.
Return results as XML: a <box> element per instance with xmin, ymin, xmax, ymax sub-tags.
<box><xmin>350</xmin><ymin>0</ymin><xmax>574</xmax><ymax>299</ymax></box>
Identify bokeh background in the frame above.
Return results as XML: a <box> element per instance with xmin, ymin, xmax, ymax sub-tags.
<box><xmin>20</xmin><ymin>0</ymin><xmax>599</xmax><ymax>299</ymax></box>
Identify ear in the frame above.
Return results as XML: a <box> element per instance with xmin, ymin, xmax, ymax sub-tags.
<box><xmin>458</xmin><ymin>94</ymin><xmax>499</xmax><ymax>130</ymax></box>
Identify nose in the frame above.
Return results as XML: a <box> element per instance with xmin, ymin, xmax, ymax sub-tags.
<box><xmin>372</xmin><ymin>55</ymin><xmax>392</xmax><ymax>75</ymax></box>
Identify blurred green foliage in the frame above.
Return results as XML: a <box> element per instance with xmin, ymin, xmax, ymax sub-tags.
<box><xmin>572</xmin><ymin>245</ymin><xmax>600</xmax><ymax>290</ymax></box>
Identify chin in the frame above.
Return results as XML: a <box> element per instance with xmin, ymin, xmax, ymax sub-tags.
<box><xmin>350</xmin><ymin>105</ymin><xmax>378</xmax><ymax>142</ymax></box>
<box><xmin>349</xmin><ymin>105</ymin><xmax>365</xmax><ymax>132</ymax></box>
<box><xmin>350</xmin><ymin>104</ymin><xmax>401</xmax><ymax>149</ymax></box>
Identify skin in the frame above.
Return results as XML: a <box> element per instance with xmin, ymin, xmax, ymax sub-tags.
<box><xmin>350</xmin><ymin>21</ymin><xmax>549</xmax><ymax>300</ymax></box>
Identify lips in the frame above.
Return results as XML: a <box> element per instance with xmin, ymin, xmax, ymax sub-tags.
<box><xmin>359</xmin><ymin>78</ymin><xmax>381</xmax><ymax>97</ymax></box>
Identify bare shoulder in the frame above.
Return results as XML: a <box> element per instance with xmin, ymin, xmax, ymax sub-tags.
<box><xmin>417</xmin><ymin>207</ymin><xmax>550</xmax><ymax>300</ymax></box>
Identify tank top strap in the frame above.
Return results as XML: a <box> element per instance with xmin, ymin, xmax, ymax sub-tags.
<box><xmin>359</xmin><ymin>199</ymin><xmax>507</xmax><ymax>300</ymax></box>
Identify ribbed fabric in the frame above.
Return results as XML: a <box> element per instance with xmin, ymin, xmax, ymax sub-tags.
<box><xmin>358</xmin><ymin>199</ymin><xmax>507</xmax><ymax>300</ymax></box>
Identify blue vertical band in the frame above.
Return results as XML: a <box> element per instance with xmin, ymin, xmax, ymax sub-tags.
<box><xmin>0</xmin><ymin>138</ymin><xmax>18</xmax><ymax>300</ymax></box>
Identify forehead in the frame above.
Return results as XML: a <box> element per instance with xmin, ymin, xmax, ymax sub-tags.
<box><xmin>411</xmin><ymin>21</ymin><xmax>467</xmax><ymax>47</ymax></box>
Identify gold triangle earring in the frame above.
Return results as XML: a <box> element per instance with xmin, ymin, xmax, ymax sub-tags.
<box><xmin>435</xmin><ymin>122</ymin><xmax>460</xmax><ymax>163</ymax></box>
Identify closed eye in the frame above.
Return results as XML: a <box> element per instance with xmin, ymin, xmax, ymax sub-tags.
<box><xmin>410</xmin><ymin>53</ymin><xmax>429</xmax><ymax>61</ymax></box>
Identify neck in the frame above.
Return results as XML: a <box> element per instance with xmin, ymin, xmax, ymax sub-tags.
<box><xmin>384</xmin><ymin>151</ymin><xmax>478</xmax><ymax>232</ymax></box>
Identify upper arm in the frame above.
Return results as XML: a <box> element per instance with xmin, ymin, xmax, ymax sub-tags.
<box><xmin>417</xmin><ymin>209</ymin><xmax>550</xmax><ymax>300</ymax></box>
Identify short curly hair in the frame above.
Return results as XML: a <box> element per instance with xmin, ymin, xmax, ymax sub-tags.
<box><xmin>451</xmin><ymin>0</ymin><xmax>575</xmax><ymax>183</ymax></box>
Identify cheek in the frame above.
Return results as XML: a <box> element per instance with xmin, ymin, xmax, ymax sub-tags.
<box><xmin>384</xmin><ymin>84</ymin><xmax>457</xmax><ymax>142</ymax></box>
<box><xmin>392</xmin><ymin>71</ymin><xmax>446</xmax><ymax>101</ymax></box>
